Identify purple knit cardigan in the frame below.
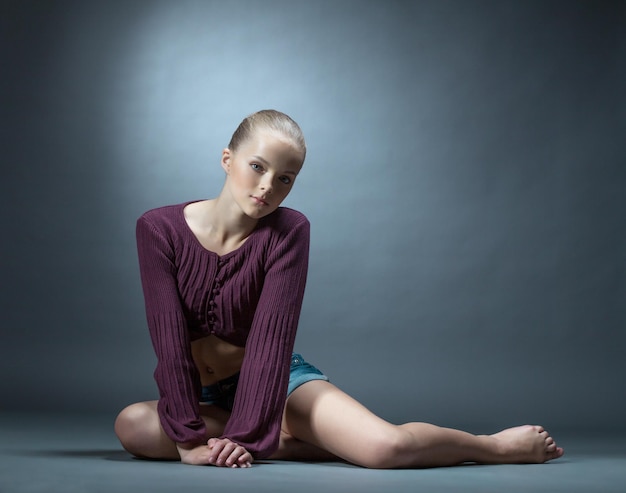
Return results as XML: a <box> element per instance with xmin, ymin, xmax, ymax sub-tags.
<box><xmin>136</xmin><ymin>201</ymin><xmax>310</xmax><ymax>458</ymax></box>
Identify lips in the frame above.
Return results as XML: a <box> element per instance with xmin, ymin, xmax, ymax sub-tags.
<box><xmin>251</xmin><ymin>195</ymin><xmax>269</xmax><ymax>206</ymax></box>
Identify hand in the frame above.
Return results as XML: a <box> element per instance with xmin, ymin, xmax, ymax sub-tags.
<box><xmin>176</xmin><ymin>440</ymin><xmax>252</xmax><ymax>468</ymax></box>
<box><xmin>176</xmin><ymin>443</ymin><xmax>214</xmax><ymax>466</ymax></box>
<box><xmin>206</xmin><ymin>438</ymin><xmax>253</xmax><ymax>468</ymax></box>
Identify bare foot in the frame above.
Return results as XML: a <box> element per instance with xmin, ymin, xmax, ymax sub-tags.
<box><xmin>488</xmin><ymin>425</ymin><xmax>564</xmax><ymax>464</ymax></box>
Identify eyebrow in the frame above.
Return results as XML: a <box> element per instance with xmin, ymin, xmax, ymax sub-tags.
<box><xmin>252</xmin><ymin>155</ymin><xmax>298</xmax><ymax>175</ymax></box>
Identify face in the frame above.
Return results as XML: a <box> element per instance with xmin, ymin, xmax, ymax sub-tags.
<box><xmin>221</xmin><ymin>129</ymin><xmax>304</xmax><ymax>220</ymax></box>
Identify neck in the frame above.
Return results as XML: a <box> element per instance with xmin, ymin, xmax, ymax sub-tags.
<box><xmin>203</xmin><ymin>191</ymin><xmax>258</xmax><ymax>244</ymax></box>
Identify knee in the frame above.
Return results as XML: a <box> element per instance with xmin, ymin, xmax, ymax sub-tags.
<box><xmin>357</xmin><ymin>429</ymin><xmax>411</xmax><ymax>469</ymax></box>
<box><xmin>114</xmin><ymin>403</ymin><xmax>156</xmax><ymax>457</ymax></box>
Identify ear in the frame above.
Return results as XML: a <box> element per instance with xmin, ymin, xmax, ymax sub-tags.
<box><xmin>221</xmin><ymin>148</ymin><xmax>232</xmax><ymax>174</ymax></box>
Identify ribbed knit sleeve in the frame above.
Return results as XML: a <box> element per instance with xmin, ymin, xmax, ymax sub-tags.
<box><xmin>136</xmin><ymin>215</ymin><xmax>207</xmax><ymax>446</ymax></box>
<box><xmin>220</xmin><ymin>215</ymin><xmax>310</xmax><ymax>459</ymax></box>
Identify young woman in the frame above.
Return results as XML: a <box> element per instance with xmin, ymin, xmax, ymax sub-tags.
<box><xmin>114</xmin><ymin>110</ymin><xmax>564</xmax><ymax>469</ymax></box>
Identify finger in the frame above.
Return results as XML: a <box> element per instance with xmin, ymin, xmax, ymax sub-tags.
<box><xmin>223</xmin><ymin>446</ymin><xmax>249</xmax><ymax>468</ymax></box>
<box><xmin>209</xmin><ymin>440</ymin><xmax>234</xmax><ymax>466</ymax></box>
<box><xmin>207</xmin><ymin>440</ymin><xmax>228</xmax><ymax>465</ymax></box>
<box><xmin>236</xmin><ymin>451</ymin><xmax>253</xmax><ymax>468</ymax></box>
<box><xmin>216</xmin><ymin>442</ymin><xmax>239</xmax><ymax>466</ymax></box>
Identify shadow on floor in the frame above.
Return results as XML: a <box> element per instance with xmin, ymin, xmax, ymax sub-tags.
<box><xmin>15</xmin><ymin>449</ymin><xmax>136</xmax><ymax>462</ymax></box>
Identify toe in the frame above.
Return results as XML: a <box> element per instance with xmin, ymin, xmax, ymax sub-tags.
<box><xmin>546</xmin><ymin>447</ymin><xmax>564</xmax><ymax>461</ymax></box>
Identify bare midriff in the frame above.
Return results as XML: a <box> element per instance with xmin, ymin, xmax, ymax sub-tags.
<box><xmin>190</xmin><ymin>335</ymin><xmax>246</xmax><ymax>386</ymax></box>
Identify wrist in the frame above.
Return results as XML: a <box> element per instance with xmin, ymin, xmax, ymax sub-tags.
<box><xmin>176</xmin><ymin>441</ymin><xmax>201</xmax><ymax>454</ymax></box>
<box><xmin>176</xmin><ymin>442</ymin><xmax>203</xmax><ymax>464</ymax></box>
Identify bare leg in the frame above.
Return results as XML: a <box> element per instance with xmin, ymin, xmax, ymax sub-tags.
<box><xmin>270</xmin><ymin>430</ymin><xmax>338</xmax><ymax>462</ymax></box>
<box><xmin>114</xmin><ymin>400</ymin><xmax>335</xmax><ymax>462</ymax></box>
<box><xmin>281</xmin><ymin>380</ymin><xmax>564</xmax><ymax>469</ymax></box>
<box><xmin>114</xmin><ymin>401</ymin><xmax>231</xmax><ymax>459</ymax></box>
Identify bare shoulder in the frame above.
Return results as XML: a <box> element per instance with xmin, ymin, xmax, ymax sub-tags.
<box><xmin>183</xmin><ymin>199</ymin><xmax>209</xmax><ymax>223</ymax></box>
<box><xmin>183</xmin><ymin>200</ymin><xmax>213</xmax><ymax>232</ymax></box>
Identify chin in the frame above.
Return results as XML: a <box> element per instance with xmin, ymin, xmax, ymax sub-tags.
<box><xmin>245</xmin><ymin>207</ymin><xmax>275</xmax><ymax>220</ymax></box>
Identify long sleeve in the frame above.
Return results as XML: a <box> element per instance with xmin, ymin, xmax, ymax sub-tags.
<box><xmin>134</xmin><ymin>203</ymin><xmax>311</xmax><ymax>454</ymax></box>
<box><xmin>219</xmin><ymin>215</ymin><xmax>310</xmax><ymax>458</ymax></box>
<box><xmin>136</xmin><ymin>215</ymin><xmax>207</xmax><ymax>445</ymax></box>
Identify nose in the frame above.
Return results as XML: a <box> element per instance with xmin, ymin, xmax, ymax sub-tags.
<box><xmin>260</xmin><ymin>174</ymin><xmax>273</xmax><ymax>195</ymax></box>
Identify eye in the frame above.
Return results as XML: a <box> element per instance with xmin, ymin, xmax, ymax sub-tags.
<box><xmin>279</xmin><ymin>176</ymin><xmax>292</xmax><ymax>185</ymax></box>
<box><xmin>250</xmin><ymin>163</ymin><xmax>263</xmax><ymax>172</ymax></box>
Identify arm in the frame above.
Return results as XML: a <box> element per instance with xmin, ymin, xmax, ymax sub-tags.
<box><xmin>135</xmin><ymin>215</ymin><xmax>207</xmax><ymax>449</ymax></box>
<box><xmin>220</xmin><ymin>215</ymin><xmax>310</xmax><ymax>459</ymax></box>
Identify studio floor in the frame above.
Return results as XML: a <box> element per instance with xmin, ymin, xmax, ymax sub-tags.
<box><xmin>1</xmin><ymin>412</ymin><xmax>625</xmax><ymax>493</ymax></box>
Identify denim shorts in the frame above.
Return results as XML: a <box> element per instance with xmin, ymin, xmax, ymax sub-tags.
<box><xmin>199</xmin><ymin>353</ymin><xmax>328</xmax><ymax>411</ymax></box>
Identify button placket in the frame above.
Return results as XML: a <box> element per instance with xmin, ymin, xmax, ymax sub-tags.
<box><xmin>207</xmin><ymin>258</ymin><xmax>228</xmax><ymax>333</ymax></box>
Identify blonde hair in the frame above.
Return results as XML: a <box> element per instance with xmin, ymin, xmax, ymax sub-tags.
<box><xmin>228</xmin><ymin>109</ymin><xmax>306</xmax><ymax>162</ymax></box>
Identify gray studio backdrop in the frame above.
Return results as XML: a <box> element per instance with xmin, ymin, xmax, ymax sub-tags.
<box><xmin>1</xmin><ymin>0</ymin><xmax>624</xmax><ymax>432</ymax></box>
